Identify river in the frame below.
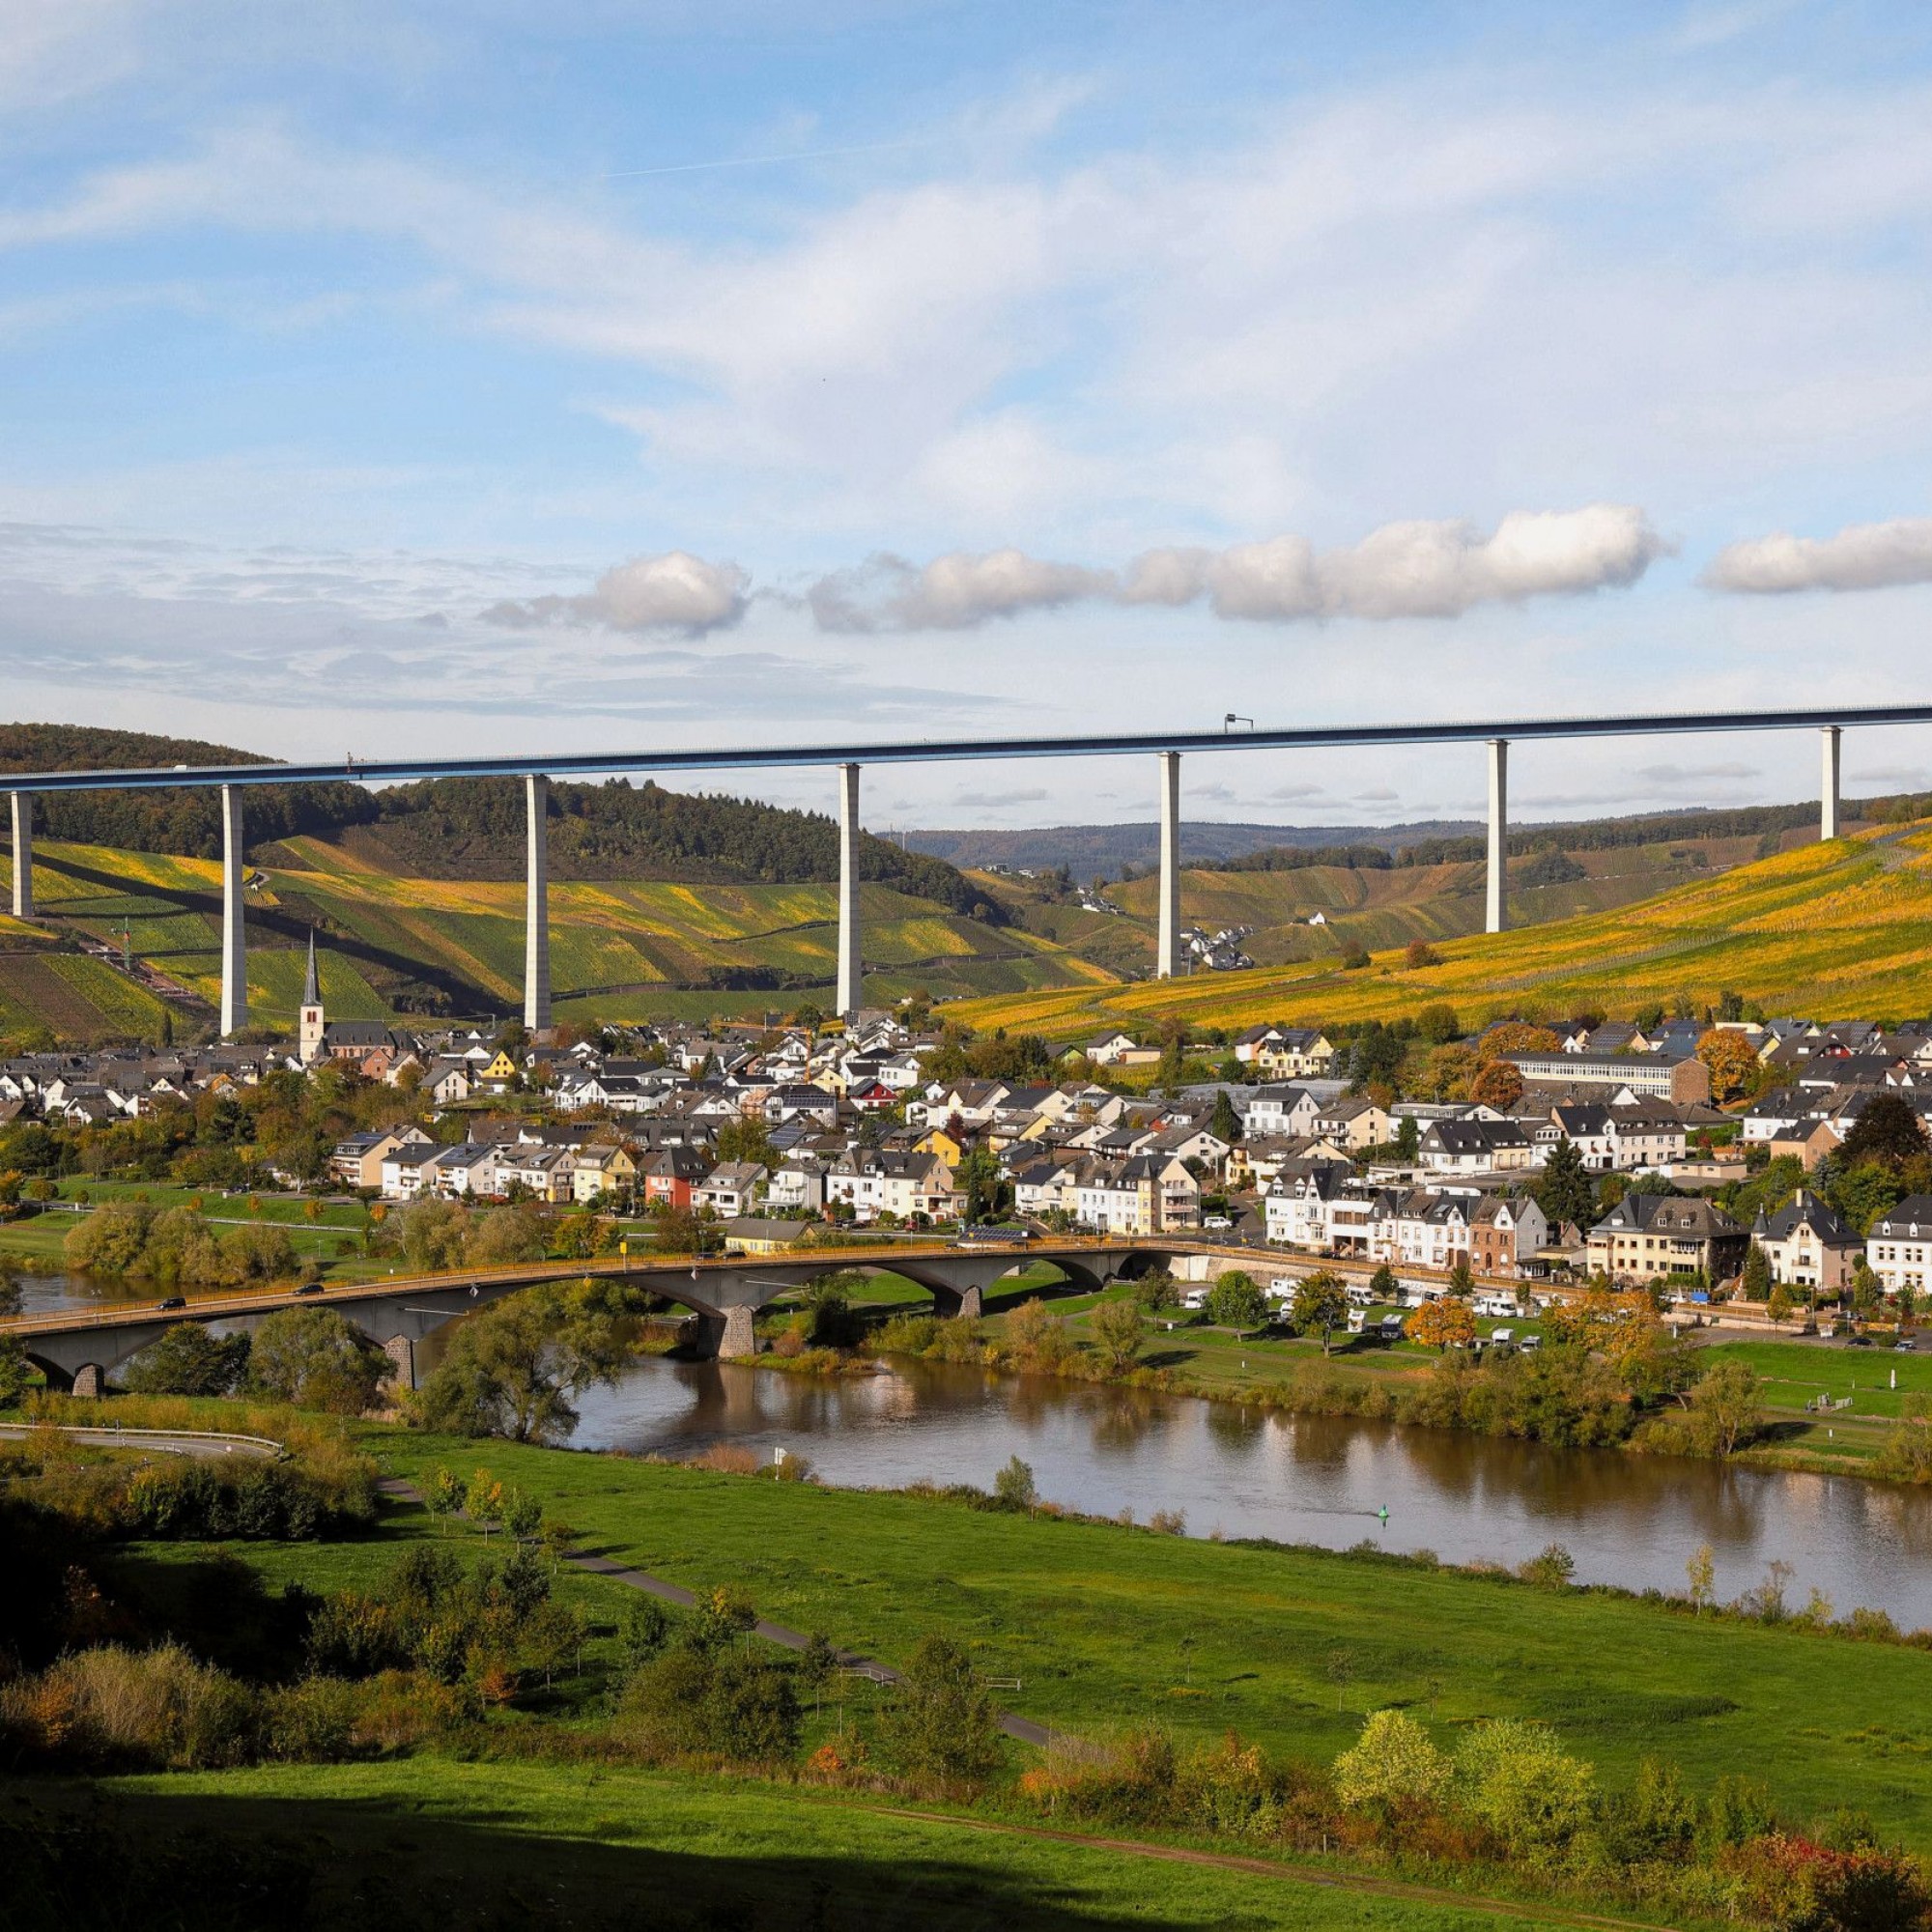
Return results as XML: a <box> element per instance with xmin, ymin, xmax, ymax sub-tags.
<box><xmin>16</xmin><ymin>1266</ymin><xmax>1931</xmax><ymax>1625</ymax></box>
<box><xmin>573</xmin><ymin>1355</ymin><xmax>1932</xmax><ymax>1627</ymax></box>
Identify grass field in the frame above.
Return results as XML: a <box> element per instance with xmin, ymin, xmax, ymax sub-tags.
<box><xmin>332</xmin><ymin>1421</ymin><xmax>1932</xmax><ymax>1853</ymax></box>
<box><xmin>8</xmin><ymin>1760</ymin><xmax>1599</xmax><ymax>1930</ymax></box>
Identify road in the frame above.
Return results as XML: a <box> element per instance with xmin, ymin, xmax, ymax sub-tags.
<box><xmin>0</xmin><ymin>1422</ymin><xmax>282</xmax><ymax>1459</ymax></box>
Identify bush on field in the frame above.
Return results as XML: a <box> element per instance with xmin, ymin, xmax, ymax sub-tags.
<box><xmin>247</xmin><ymin>1306</ymin><xmax>388</xmax><ymax>1413</ymax></box>
<box><xmin>0</xmin><ymin>1643</ymin><xmax>257</xmax><ymax>1771</ymax></box>
<box><xmin>122</xmin><ymin>1322</ymin><xmax>252</xmax><ymax>1397</ymax></box>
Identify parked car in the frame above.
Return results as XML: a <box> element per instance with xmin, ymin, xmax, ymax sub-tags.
<box><xmin>1202</xmin><ymin>1214</ymin><xmax>1234</xmax><ymax>1231</ymax></box>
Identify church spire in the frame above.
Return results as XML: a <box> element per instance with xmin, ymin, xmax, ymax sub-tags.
<box><xmin>302</xmin><ymin>928</ymin><xmax>320</xmax><ymax>1008</ymax></box>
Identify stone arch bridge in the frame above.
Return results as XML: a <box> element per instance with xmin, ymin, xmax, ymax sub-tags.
<box><xmin>5</xmin><ymin>1239</ymin><xmax>1204</xmax><ymax>1397</ymax></box>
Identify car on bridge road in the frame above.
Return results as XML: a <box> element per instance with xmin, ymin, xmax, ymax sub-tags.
<box><xmin>295</xmin><ymin>1281</ymin><xmax>326</xmax><ymax>1295</ymax></box>
<box><xmin>158</xmin><ymin>1295</ymin><xmax>186</xmax><ymax>1312</ymax></box>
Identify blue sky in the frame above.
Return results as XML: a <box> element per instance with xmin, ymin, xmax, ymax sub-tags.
<box><xmin>7</xmin><ymin>0</ymin><xmax>1932</xmax><ymax>830</ymax></box>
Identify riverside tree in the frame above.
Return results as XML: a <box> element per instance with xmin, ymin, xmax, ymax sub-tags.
<box><xmin>1088</xmin><ymin>1296</ymin><xmax>1146</xmax><ymax>1372</ymax></box>
<box><xmin>415</xmin><ymin>1277</ymin><xmax>640</xmax><ymax>1442</ymax></box>
<box><xmin>1207</xmin><ymin>1270</ymin><xmax>1267</xmax><ymax>1330</ymax></box>
<box><xmin>247</xmin><ymin>1306</ymin><xmax>387</xmax><ymax>1412</ymax></box>
<box><xmin>124</xmin><ymin>1322</ymin><xmax>251</xmax><ymax>1397</ymax></box>
<box><xmin>1290</xmin><ymin>1271</ymin><xmax>1350</xmax><ymax>1354</ymax></box>
<box><xmin>1406</xmin><ymin>1295</ymin><xmax>1476</xmax><ymax>1351</ymax></box>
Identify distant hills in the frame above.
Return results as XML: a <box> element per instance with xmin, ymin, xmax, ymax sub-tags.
<box><xmin>908</xmin><ymin>799</ymin><xmax>1889</xmax><ymax>879</ymax></box>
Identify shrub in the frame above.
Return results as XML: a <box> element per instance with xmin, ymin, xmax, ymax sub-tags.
<box><xmin>1518</xmin><ymin>1544</ymin><xmax>1577</xmax><ymax>1589</ymax></box>
<box><xmin>262</xmin><ymin>1675</ymin><xmax>360</xmax><ymax>1762</ymax></box>
<box><xmin>1003</xmin><ymin>1297</ymin><xmax>1071</xmax><ymax>1371</ymax></box>
<box><xmin>248</xmin><ymin>1306</ymin><xmax>387</xmax><ymax>1413</ymax></box>
<box><xmin>1455</xmin><ymin>1719</ymin><xmax>1594</xmax><ymax>1855</ymax></box>
<box><xmin>0</xmin><ymin>1644</ymin><xmax>258</xmax><ymax>1770</ymax></box>
<box><xmin>993</xmin><ymin>1455</ymin><xmax>1038</xmax><ymax>1513</ymax></box>
<box><xmin>879</xmin><ymin>1634</ymin><xmax>1002</xmax><ymax>1790</ymax></box>
<box><xmin>123</xmin><ymin>1322</ymin><xmax>251</xmax><ymax>1397</ymax></box>
<box><xmin>1333</xmin><ymin>1709</ymin><xmax>1450</xmax><ymax>1823</ymax></box>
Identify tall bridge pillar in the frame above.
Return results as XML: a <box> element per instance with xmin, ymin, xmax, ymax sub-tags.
<box><xmin>525</xmin><ymin>773</ymin><xmax>552</xmax><ymax>1037</ymax></box>
<box><xmin>219</xmin><ymin>783</ymin><xmax>247</xmax><ymax>1037</ymax></box>
<box><xmin>1156</xmin><ymin>750</ymin><xmax>1181</xmax><ymax>978</ymax></box>
<box><xmin>1820</xmin><ymin>726</ymin><xmax>1841</xmax><ymax>841</ymax></box>
<box><xmin>9</xmin><ymin>790</ymin><xmax>32</xmax><ymax>921</ymax></box>
<box><xmin>837</xmin><ymin>762</ymin><xmax>862</xmax><ymax>1016</ymax></box>
<box><xmin>1486</xmin><ymin>738</ymin><xmax>1509</xmax><ymax>935</ymax></box>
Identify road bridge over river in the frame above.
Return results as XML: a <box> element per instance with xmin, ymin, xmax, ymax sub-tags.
<box><xmin>1</xmin><ymin>1236</ymin><xmax>1210</xmax><ymax>1395</ymax></box>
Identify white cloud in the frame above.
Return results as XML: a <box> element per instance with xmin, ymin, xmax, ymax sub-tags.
<box><xmin>809</xmin><ymin>548</ymin><xmax>1113</xmax><ymax>632</ymax></box>
<box><xmin>1130</xmin><ymin>505</ymin><xmax>1668</xmax><ymax>621</ymax></box>
<box><xmin>809</xmin><ymin>506</ymin><xmax>1666</xmax><ymax>631</ymax></box>
<box><xmin>482</xmin><ymin>551</ymin><xmax>748</xmax><ymax>636</ymax></box>
<box><xmin>1703</xmin><ymin>516</ymin><xmax>1932</xmax><ymax>594</ymax></box>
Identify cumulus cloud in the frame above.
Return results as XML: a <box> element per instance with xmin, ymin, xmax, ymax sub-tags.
<box><xmin>809</xmin><ymin>548</ymin><xmax>1114</xmax><ymax>632</ymax></box>
<box><xmin>482</xmin><ymin>551</ymin><xmax>748</xmax><ymax>637</ymax></box>
<box><xmin>1127</xmin><ymin>505</ymin><xmax>1668</xmax><ymax>621</ymax></box>
<box><xmin>810</xmin><ymin>506</ymin><xmax>1665</xmax><ymax>632</ymax></box>
<box><xmin>1703</xmin><ymin>516</ymin><xmax>1932</xmax><ymax>594</ymax></box>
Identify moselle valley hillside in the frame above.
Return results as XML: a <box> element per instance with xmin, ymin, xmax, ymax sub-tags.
<box><xmin>2</xmin><ymin>720</ymin><xmax>1926</xmax><ymax>1043</ymax></box>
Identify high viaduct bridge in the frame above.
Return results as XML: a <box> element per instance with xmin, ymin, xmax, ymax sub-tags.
<box><xmin>7</xmin><ymin>702</ymin><xmax>1924</xmax><ymax>1032</ymax></box>
<box><xmin>1</xmin><ymin>1239</ymin><xmax>1189</xmax><ymax>1397</ymax></box>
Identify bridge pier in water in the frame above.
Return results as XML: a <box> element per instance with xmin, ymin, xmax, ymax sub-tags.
<box><xmin>1486</xmin><ymin>737</ymin><xmax>1509</xmax><ymax>934</ymax></box>
<box><xmin>525</xmin><ymin>773</ymin><xmax>552</xmax><ymax>1037</ymax></box>
<box><xmin>837</xmin><ymin>762</ymin><xmax>862</xmax><ymax>1015</ymax></box>
<box><xmin>1821</xmin><ymin>725</ymin><xmax>1841</xmax><ymax>839</ymax></box>
<box><xmin>219</xmin><ymin>782</ymin><xmax>247</xmax><ymax>1037</ymax></box>
<box><xmin>9</xmin><ymin>791</ymin><xmax>33</xmax><ymax>920</ymax></box>
<box><xmin>1156</xmin><ymin>750</ymin><xmax>1180</xmax><ymax>978</ymax></box>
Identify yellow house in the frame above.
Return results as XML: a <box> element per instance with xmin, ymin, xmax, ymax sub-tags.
<box><xmin>572</xmin><ymin>1143</ymin><xmax>638</xmax><ymax>1205</ymax></box>
<box><xmin>915</xmin><ymin>1124</ymin><xmax>967</xmax><ymax>1165</ymax></box>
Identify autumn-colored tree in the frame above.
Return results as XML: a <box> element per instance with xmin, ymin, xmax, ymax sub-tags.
<box><xmin>1542</xmin><ymin>1285</ymin><xmax>1662</xmax><ymax>1367</ymax></box>
<box><xmin>1475</xmin><ymin>1022</ymin><xmax>1562</xmax><ymax>1065</ymax></box>
<box><xmin>1695</xmin><ymin>1029</ymin><xmax>1761</xmax><ymax>1105</ymax></box>
<box><xmin>1423</xmin><ymin>1043</ymin><xmax>1478</xmax><ymax>1102</ymax></box>
<box><xmin>1469</xmin><ymin>1060</ymin><xmax>1525</xmax><ymax>1110</ymax></box>
<box><xmin>1406</xmin><ymin>1295</ymin><xmax>1476</xmax><ymax>1350</ymax></box>
<box><xmin>1404</xmin><ymin>940</ymin><xmax>1441</xmax><ymax>971</ymax></box>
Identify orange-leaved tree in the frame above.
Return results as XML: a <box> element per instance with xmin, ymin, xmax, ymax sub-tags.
<box><xmin>1406</xmin><ymin>1296</ymin><xmax>1476</xmax><ymax>1350</ymax></box>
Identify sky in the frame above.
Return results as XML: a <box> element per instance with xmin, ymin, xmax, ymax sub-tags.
<box><xmin>7</xmin><ymin>0</ymin><xmax>1932</xmax><ymax>834</ymax></box>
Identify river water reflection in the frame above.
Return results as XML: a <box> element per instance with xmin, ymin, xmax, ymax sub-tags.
<box><xmin>575</xmin><ymin>1356</ymin><xmax>1932</xmax><ymax>1626</ymax></box>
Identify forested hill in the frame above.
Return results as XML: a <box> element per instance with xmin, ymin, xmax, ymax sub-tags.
<box><xmin>0</xmin><ymin>723</ymin><xmax>379</xmax><ymax>856</ymax></box>
<box><xmin>0</xmin><ymin>723</ymin><xmax>1000</xmax><ymax>921</ymax></box>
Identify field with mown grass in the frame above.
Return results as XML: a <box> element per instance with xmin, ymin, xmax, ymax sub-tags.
<box><xmin>318</xmin><ymin>1418</ymin><xmax>1932</xmax><ymax>1852</ymax></box>
<box><xmin>954</xmin><ymin>823</ymin><xmax>1932</xmax><ymax>1039</ymax></box>
<box><xmin>8</xmin><ymin>1759</ymin><xmax>1597</xmax><ymax>1930</ymax></box>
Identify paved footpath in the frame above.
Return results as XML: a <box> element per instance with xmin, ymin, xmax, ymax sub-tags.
<box><xmin>375</xmin><ymin>1477</ymin><xmax>1059</xmax><ymax>1748</ymax></box>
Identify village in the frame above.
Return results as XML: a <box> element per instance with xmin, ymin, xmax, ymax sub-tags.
<box><xmin>5</xmin><ymin>931</ymin><xmax>1929</xmax><ymax>1329</ymax></box>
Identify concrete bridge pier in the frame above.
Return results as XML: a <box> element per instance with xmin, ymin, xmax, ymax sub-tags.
<box><xmin>837</xmin><ymin>762</ymin><xmax>862</xmax><ymax>1016</ymax></box>
<box><xmin>931</xmin><ymin>1283</ymin><xmax>982</xmax><ymax>1321</ymax></box>
<box><xmin>220</xmin><ymin>783</ymin><xmax>247</xmax><ymax>1037</ymax></box>
<box><xmin>382</xmin><ymin>1334</ymin><xmax>417</xmax><ymax>1392</ymax></box>
<box><xmin>1486</xmin><ymin>737</ymin><xmax>1509</xmax><ymax>934</ymax></box>
<box><xmin>525</xmin><ymin>773</ymin><xmax>552</xmax><ymax>1038</ymax></box>
<box><xmin>1156</xmin><ymin>750</ymin><xmax>1181</xmax><ymax>978</ymax></box>
<box><xmin>71</xmin><ymin>1363</ymin><xmax>104</xmax><ymax>1400</ymax></box>
<box><xmin>695</xmin><ymin>1305</ymin><xmax>759</xmax><ymax>1360</ymax></box>
<box><xmin>1820</xmin><ymin>725</ymin><xmax>1841</xmax><ymax>840</ymax></box>
<box><xmin>9</xmin><ymin>790</ymin><xmax>33</xmax><ymax>921</ymax></box>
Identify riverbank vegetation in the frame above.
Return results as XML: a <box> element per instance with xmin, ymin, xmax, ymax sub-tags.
<box><xmin>5</xmin><ymin>1398</ymin><xmax>1930</xmax><ymax>1929</ymax></box>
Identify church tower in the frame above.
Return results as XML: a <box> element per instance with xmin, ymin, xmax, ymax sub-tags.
<box><xmin>298</xmin><ymin>930</ymin><xmax>327</xmax><ymax>1064</ymax></box>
